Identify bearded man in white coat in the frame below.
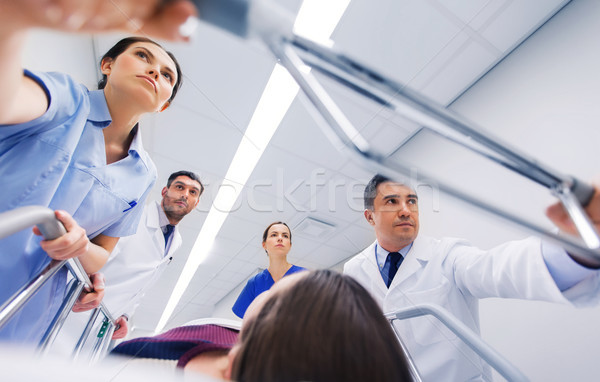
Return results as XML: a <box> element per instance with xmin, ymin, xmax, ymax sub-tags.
<box><xmin>56</xmin><ymin>171</ymin><xmax>204</xmax><ymax>351</ymax></box>
<box><xmin>344</xmin><ymin>174</ymin><xmax>600</xmax><ymax>381</ymax></box>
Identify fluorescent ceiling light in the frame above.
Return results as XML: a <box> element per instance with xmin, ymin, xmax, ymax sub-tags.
<box><xmin>294</xmin><ymin>0</ymin><xmax>351</xmax><ymax>47</ymax></box>
<box><xmin>155</xmin><ymin>0</ymin><xmax>351</xmax><ymax>334</ymax></box>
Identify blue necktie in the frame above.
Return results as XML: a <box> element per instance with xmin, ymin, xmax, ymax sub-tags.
<box><xmin>387</xmin><ymin>252</ymin><xmax>403</xmax><ymax>288</ymax></box>
<box><xmin>163</xmin><ymin>224</ymin><xmax>175</xmax><ymax>248</ymax></box>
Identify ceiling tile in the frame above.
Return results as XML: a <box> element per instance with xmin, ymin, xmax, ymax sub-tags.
<box><xmin>419</xmin><ymin>40</ymin><xmax>497</xmax><ymax>103</ymax></box>
<box><xmin>332</xmin><ymin>0</ymin><xmax>462</xmax><ymax>83</ymax></box>
<box><xmin>479</xmin><ymin>0</ymin><xmax>567</xmax><ymax>52</ymax></box>
<box><xmin>435</xmin><ymin>0</ymin><xmax>495</xmax><ymax>25</ymax></box>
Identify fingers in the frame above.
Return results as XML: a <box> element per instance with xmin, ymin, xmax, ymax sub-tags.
<box><xmin>72</xmin><ymin>286</ymin><xmax>104</xmax><ymax>312</ymax></box>
<box><xmin>0</xmin><ymin>0</ymin><xmax>196</xmax><ymax>40</ymax></box>
<box><xmin>546</xmin><ymin>202</ymin><xmax>576</xmax><ymax>234</ymax></box>
<box><xmin>546</xmin><ymin>185</ymin><xmax>600</xmax><ymax>236</ymax></box>
<box><xmin>39</xmin><ymin>210</ymin><xmax>89</xmax><ymax>260</ymax></box>
<box><xmin>112</xmin><ymin>316</ymin><xmax>129</xmax><ymax>339</ymax></box>
<box><xmin>72</xmin><ymin>273</ymin><xmax>105</xmax><ymax>312</ymax></box>
<box><xmin>91</xmin><ymin>272</ymin><xmax>106</xmax><ymax>292</ymax></box>
<box><xmin>138</xmin><ymin>0</ymin><xmax>198</xmax><ymax>41</ymax></box>
<box><xmin>80</xmin><ymin>0</ymin><xmax>158</xmax><ymax>33</ymax></box>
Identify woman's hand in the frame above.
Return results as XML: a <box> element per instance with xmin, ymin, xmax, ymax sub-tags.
<box><xmin>33</xmin><ymin>209</ymin><xmax>90</xmax><ymax>261</ymax></box>
<box><xmin>0</xmin><ymin>0</ymin><xmax>197</xmax><ymax>41</ymax></box>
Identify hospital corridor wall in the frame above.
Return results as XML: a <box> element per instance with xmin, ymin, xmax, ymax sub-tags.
<box><xmin>439</xmin><ymin>0</ymin><xmax>600</xmax><ymax>380</ymax></box>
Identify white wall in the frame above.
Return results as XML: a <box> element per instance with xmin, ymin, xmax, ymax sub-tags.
<box><xmin>440</xmin><ymin>0</ymin><xmax>600</xmax><ymax>380</ymax></box>
<box><xmin>23</xmin><ymin>31</ymin><xmax>98</xmax><ymax>89</ymax></box>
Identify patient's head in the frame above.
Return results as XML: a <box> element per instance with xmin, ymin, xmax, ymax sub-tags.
<box><xmin>229</xmin><ymin>269</ymin><xmax>411</xmax><ymax>382</ymax></box>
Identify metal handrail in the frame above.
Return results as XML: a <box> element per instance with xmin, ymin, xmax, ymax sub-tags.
<box><xmin>267</xmin><ymin>35</ymin><xmax>600</xmax><ymax>265</ymax></box>
<box><xmin>385</xmin><ymin>304</ymin><xmax>529</xmax><ymax>382</ymax></box>
<box><xmin>0</xmin><ymin>206</ymin><xmax>115</xmax><ymax>361</ymax></box>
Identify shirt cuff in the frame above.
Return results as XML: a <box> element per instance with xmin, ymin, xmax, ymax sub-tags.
<box><xmin>542</xmin><ymin>241</ymin><xmax>598</xmax><ymax>291</ymax></box>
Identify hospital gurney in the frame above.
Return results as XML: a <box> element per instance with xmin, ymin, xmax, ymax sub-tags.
<box><xmin>190</xmin><ymin>0</ymin><xmax>600</xmax><ymax>264</ymax></box>
<box><xmin>0</xmin><ymin>206</ymin><xmax>116</xmax><ymax>362</ymax></box>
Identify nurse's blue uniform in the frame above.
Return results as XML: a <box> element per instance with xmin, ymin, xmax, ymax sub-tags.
<box><xmin>232</xmin><ymin>265</ymin><xmax>306</xmax><ymax>318</ymax></box>
<box><xmin>0</xmin><ymin>70</ymin><xmax>156</xmax><ymax>342</ymax></box>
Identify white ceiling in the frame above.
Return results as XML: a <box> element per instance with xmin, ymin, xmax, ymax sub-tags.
<box><xmin>23</xmin><ymin>0</ymin><xmax>570</xmax><ymax>332</ymax></box>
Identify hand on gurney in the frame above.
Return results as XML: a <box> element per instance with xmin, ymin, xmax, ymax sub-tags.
<box><xmin>546</xmin><ymin>183</ymin><xmax>600</xmax><ymax>267</ymax></box>
<box><xmin>33</xmin><ymin>210</ymin><xmax>90</xmax><ymax>261</ymax></box>
<box><xmin>112</xmin><ymin>315</ymin><xmax>129</xmax><ymax>339</ymax></box>
<box><xmin>547</xmin><ymin>184</ymin><xmax>600</xmax><ymax>237</ymax></box>
<box><xmin>0</xmin><ymin>0</ymin><xmax>197</xmax><ymax>41</ymax></box>
<box><xmin>72</xmin><ymin>272</ymin><xmax>106</xmax><ymax>313</ymax></box>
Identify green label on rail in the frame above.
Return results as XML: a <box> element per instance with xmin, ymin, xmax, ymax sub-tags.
<box><xmin>97</xmin><ymin>321</ymin><xmax>109</xmax><ymax>338</ymax></box>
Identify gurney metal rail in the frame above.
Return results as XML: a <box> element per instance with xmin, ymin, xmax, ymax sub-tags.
<box><xmin>191</xmin><ymin>0</ymin><xmax>600</xmax><ymax>265</ymax></box>
<box><xmin>386</xmin><ymin>304</ymin><xmax>529</xmax><ymax>382</ymax></box>
<box><xmin>0</xmin><ymin>206</ymin><xmax>116</xmax><ymax>361</ymax></box>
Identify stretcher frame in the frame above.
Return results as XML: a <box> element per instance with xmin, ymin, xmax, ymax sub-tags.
<box><xmin>386</xmin><ymin>304</ymin><xmax>529</xmax><ymax>381</ymax></box>
<box><xmin>193</xmin><ymin>0</ymin><xmax>600</xmax><ymax>262</ymax></box>
<box><xmin>262</xmin><ymin>34</ymin><xmax>600</xmax><ymax>264</ymax></box>
<box><xmin>0</xmin><ymin>206</ymin><xmax>116</xmax><ymax>362</ymax></box>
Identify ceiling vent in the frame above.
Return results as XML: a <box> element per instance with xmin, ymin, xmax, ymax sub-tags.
<box><xmin>294</xmin><ymin>217</ymin><xmax>336</xmax><ymax>239</ymax></box>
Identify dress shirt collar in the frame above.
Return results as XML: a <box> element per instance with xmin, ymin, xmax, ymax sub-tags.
<box><xmin>375</xmin><ymin>241</ymin><xmax>413</xmax><ymax>270</ymax></box>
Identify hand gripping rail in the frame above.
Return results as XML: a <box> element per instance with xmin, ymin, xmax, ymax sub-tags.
<box><xmin>0</xmin><ymin>206</ymin><xmax>116</xmax><ymax>360</ymax></box>
<box><xmin>385</xmin><ymin>304</ymin><xmax>529</xmax><ymax>382</ymax></box>
<box><xmin>187</xmin><ymin>0</ymin><xmax>600</xmax><ymax>265</ymax></box>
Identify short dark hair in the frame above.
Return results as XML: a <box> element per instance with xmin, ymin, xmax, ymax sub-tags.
<box><xmin>232</xmin><ymin>269</ymin><xmax>411</xmax><ymax>382</ymax></box>
<box><xmin>167</xmin><ymin>171</ymin><xmax>204</xmax><ymax>195</ymax></box>
<box><xmin>97</xmin><ymin>37</ymin><xmax>183</xmax><ymax>104</ymax></box>
<box><xmin>262</xmin><ymin>221</ymin><xmax>291</xmax><ymax>244</ymax></box>
<box><xmin>364</xmin><ymin>174</ymin><xmax>393</xmax><ymax>210</ymax></box>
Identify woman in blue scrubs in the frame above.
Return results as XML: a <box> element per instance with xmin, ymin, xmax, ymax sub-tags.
<box><xmin>232</xmin><ymin>222</ymin><xmax>307</xmax><ymax>318</ymax></box>
<box><xmin>0</xmin><ymin>2</ymin><xmax>193</xmax><ymax>343</ymax></box>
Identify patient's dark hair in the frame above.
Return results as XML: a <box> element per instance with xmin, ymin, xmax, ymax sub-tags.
<box><xmin>232</xmin><ymin>269</ymin><xmax>411</xmax><ymax>382</ymax></box>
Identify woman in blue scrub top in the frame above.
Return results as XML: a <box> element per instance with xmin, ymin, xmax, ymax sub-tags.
<box><xmin>232</xmin><ymin>222</ymin><xmax>307</xmax><ymax>318</ymax></box>
<box><xmin>0</xmin><ymin>4</ymin><xmax>190</xmax><ymax>343</ymax></box>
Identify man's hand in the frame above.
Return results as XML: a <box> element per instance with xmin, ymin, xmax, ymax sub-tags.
<box><xmin>33</xmin><ymin>210</ymin><xmax>90</xmax><ymax>261</ymax></box>
<box><xmin>546</xmin><ymin>185</ymin><xmax>600</xmax><ymax>268</ymax></box>
<box><xmin>72</xmin><ymin>272</ymin><xmax>105</xmax><ymax>312</ymax></box>
<box><xmin>112</xmin><ymin>315</ymin><xmax>129</xmax><ymax>339</ymax></box>
<box><xmin>546</xmin><ymin>185</ymin><xmax>600</xmax><ymax>236</ymax></box>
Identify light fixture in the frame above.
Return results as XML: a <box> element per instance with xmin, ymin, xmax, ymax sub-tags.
<box><xmin>155</xmin><ymin>0</ymin><xmax>351</xmax><ymax>334</ymax></box>
<box><xmin>294</xmin><ymin>216</ymin><xmax>337</xmax><ymax>239</ymax></box>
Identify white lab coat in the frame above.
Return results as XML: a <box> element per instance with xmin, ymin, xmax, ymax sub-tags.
<box><xmin>101</xmin><ymin>200</ymin><xmax>182</xmax><ymax>318</ymax></box>
<box><xmin>54</xmin><ymin>201</ymin><xmax>182</xmax><ymax>353</ymax></box>
<box><xmin>344</xmin><ymin>235</ymin><xmax>600</xmax><ymax>381</ymax></box>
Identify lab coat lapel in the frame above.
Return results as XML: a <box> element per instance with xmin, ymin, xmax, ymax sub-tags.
<box><xmin>146</xmin><ymin>201</ymin><xmax>164</xmax><ymax>255</ymax></box>
<box><xmin>389</xmin><ymin>235</ymin><xmax>428</xmax><ymax>289</ymax></box>
<box><xmin>359</xmin><ymin>242</ymin><xmax>389</xmax><ymax>297</ymax></box>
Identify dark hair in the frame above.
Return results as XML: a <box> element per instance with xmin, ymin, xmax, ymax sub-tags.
<box><xmin>167</xmin><ymin>170</ymin><xmax>204</xmax><ymax>195</ymax></box>
<box><xmin>232</xmin><ymin>269</ymin><xmax>411</xmax><ymax>382</ymax></box>
<box><xmin>262</xmin><ymin>221</ymin><xmax>291</xmax><ymax>244</ymax></box>
<box><xmin>97</xmin><ymin>37</ymin><xmax>183</xmax><ymax>104</ymax></box>
<box><xmin>364</xmin><ymin>174</ymin><xmax>393</xmax><ymax>210</ymax></box>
